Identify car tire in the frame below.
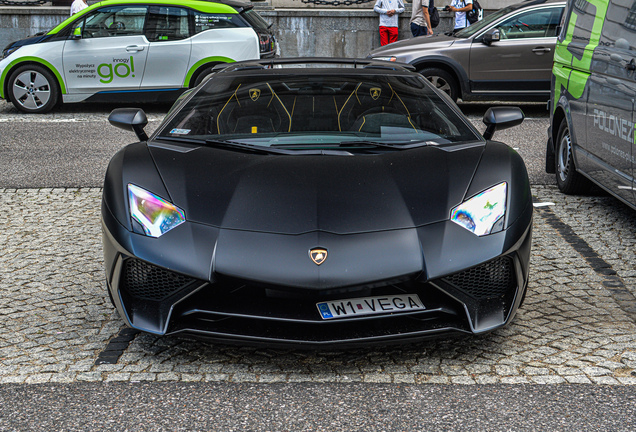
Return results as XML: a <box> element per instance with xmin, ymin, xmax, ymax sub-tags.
<box><xmin>192</xmin><ymin>64</ymin><xmax>220</xmax><ymax>88</ymax></box>
<box><xmin>419</xmin><ymin>67</ymin><xmax>459</xmax><ymax>102</ymax></box>
<box><xmin>8</xmin><ymin>64</ymin><xmax>60</xmax><ymax>114</ymax></box>
<box><xmin>555</xmin><ymin>119</ymin><xmax>591</xmax><ymax>194</ymax></box>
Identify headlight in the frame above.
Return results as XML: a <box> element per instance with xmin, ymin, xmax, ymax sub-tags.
<box><xmin>2</xmin><ymin>46</ymin><xmax>20</xmax><ymax>59</ymax></box>
<box><xmin>450</xmin><ymin>182</ymin><xmax>507</xmax><ymax>236</ymax></box>
<box><xmin>128</xmin><ymin>184</ymin><xmax>185</xmax><ymax>238</ymax></box>
<box><xmin>373</xmin><ymin>56</ymin><xmax>397</xmax><ymax>62</ymax></box>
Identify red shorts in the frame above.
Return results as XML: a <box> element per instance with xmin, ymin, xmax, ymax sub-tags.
<box><xmin>379</xmin><ymin>26</ymin><xmax>398</xmax><ymax>46</ymax></box>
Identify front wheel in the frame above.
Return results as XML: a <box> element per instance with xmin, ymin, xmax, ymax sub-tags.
<box><xmin>419</xmin><ymin>67</ymin><xmax>459</xmax><ymax>102</ymax></box>
<box><xmin>555</xmin><ymin>119</ymin><xmax>591</xmax><ymax>194</ymax></box>
<box><xmin>8</xmin><ymin>64</ymin><xmax>60</xmax><ymax>114</ymax></box>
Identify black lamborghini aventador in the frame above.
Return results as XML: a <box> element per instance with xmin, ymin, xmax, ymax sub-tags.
<box><xmin>102</xmin><ymin>58</ymin><xmax>533</xmax><ymax>347</ymax></box>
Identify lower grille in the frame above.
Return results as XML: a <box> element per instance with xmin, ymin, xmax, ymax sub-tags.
<box><xmin>443</xmin><ymin>256</ymin><xmax>515</xmax><ymax>299</ymax></box>
<box><xmin>121</xmin><ymin>259</ymin><xmax>196</xmax><ymax>301</ymax></box>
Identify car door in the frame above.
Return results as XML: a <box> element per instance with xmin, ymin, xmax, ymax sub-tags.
<box><xmin>62</xmin><ymin>5</ymin><xmax>149</xmax><ymax>96</ymax></box>
<box><xmin>584</xmin><ymin>0</ymin><xmax>636</xmax><ymax>204</ymax></box>
<box><xmin>140</xmin><ymin>5</ymin><xmax>192</xmax><ymax>89</ymax></box>
<box><xmin>468</xmin><ymin>5</ymin><xmax>564</xmax><ymax>95</ymax></box>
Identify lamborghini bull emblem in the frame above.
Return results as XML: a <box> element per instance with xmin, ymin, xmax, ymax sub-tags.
<box><xmin>309</xmin><ymin>248</ymin><xmax>328</xmax><ymax>265</ymax></box>
<box><xmin>249</xmin><ymin>88</ymin><xmax>261</xmax><ymax>101</ymax></box>
<box><xmin>370</xmin><ymin>87</ymin><xmax>381</xmax><ymax>100</ymax></box>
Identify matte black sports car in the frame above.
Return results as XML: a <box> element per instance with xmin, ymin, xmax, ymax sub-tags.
<box><xmin>102</xmin><ymin>58</ymin><xmax>533</xmax><ymax>348</ymax></box>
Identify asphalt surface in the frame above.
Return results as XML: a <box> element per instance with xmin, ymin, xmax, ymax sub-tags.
<box><xmin>2</xmin><ymin>99</ymin><xmax>636</xmax><ymax>431</ymax></box>
<box><xmin>1</xmin><ymin>383</ymin><xmax>636</xmax><ymax>431</ymax></box>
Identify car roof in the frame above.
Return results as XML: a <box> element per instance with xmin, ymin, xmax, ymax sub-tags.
<box><xmin>85</xmin><ymin>0</ymin><xmax>240</xmax><ymax>10</ymax></box>
<box><xmin>202</xmin><ymin>0</ymin><xmax>253</xmax><ymax>9</ymax></box>
<box><xmin>48</xmin><ymin>0</ymin><xmax>240</xmax><ymax>36</ymax></box>
<box><xmin>515</xmin><ymin>0</ymin><xmax>566</xmax><ymax>8</ymax></box>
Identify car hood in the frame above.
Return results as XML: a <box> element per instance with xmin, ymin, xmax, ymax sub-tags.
<box><xmin>3</xmin><ymin>33</ymin><xmax>51</xmax><ymax>53</ymax></box>
<box><xmin>149</xmin><ymin>142</ymin><xmax>484</xmax><ymax>235</ymax></box>
<box><xmin>368</xmin><ymin>34</ymin><xmax>457</xmax><ymax>57</ymax></box>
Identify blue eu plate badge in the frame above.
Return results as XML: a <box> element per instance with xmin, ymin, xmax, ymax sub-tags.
<box><xmin>317</xmin><ymin>302</ymin><xmax>333</xmax><ymax>319</ymax></box>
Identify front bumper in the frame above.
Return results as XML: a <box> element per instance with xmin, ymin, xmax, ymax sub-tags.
<box><xmin>102</xmin><ymin>200</ymin><xmax>532</xmax><ymax>348</ymax></box>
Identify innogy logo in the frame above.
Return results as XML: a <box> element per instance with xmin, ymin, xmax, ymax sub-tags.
<box><xmin>98</xmin><ymin>56</ymin><xmax>135</xmax><ymax>84</ymax></box>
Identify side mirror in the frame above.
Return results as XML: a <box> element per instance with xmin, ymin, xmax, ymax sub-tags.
<box><xmin>482</xmin><ymin>29</ymin><xmax>500</xmax><ymax>46</ymax></box>
<box><xmin>109</xmin><ymin>108</ymin><xmax>149</xmax><ymax>141</ymax></box>
<box><xmin>482</xmin><ymin>107</ymin><xmax>524</xmax><ymax>140</ymax></box>
<box><xmin>72</xmin><ymin>27</ymin><xmax>82</xmax><ymax>40</ymax></box>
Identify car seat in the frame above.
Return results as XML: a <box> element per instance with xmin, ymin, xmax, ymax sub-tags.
<box><xmin>338</xmin><ymin>82</ymin><xmax>416</xmax><ymax>134</ymax></box>
<box><xmin>216</xmin><ymin>84</ymin><xmax>291</xmax><ymax>134</ymax></box>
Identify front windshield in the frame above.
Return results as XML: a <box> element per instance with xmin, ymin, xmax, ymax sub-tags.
<box><xmin>454</xmin><ymin>5</ymin><xmax>516</xmax><ymax>38</ymax></box>
<box><xmin>156</xmin><ymin>70</ymin><xmax>481</xmax><ymax>149</ymax></box>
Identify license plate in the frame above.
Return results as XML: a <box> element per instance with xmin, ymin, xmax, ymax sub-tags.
<box><xmin>316</xmin><ymin>294</ymin><xmax>425</xmax><ymax>320</ymax></box>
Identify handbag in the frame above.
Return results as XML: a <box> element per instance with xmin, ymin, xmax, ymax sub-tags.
<box><xmin>429</xmin><ymin>0</ymin><xmax>440</xmax><ymax>28</ymax></box>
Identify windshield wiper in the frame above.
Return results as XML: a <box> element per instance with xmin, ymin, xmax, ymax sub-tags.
<box><xmin>206</xmin><ymin>139</ymin><xmax>297</xmax><ymax>155</ymax></box>
<box><xmin>270</xmin><ymin>140</ymin><xmax>427</xmax><ymax>150</ymax></box>
<box><xmin>206</xmin><ymin>139</ymin><xmax>354</xmax><ymax>156</ymax></box>
<box><xmin>337</xmin><ymin>140</ymin><xmax>428</xmax><ymax>150</ymax></box>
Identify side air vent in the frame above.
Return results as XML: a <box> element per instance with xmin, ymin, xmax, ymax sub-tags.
<box><xmin>121</xmin><ymin>259</ymin><xmax>196</xmax><ymax>301</ymax></box>
<box><xmin>443</xmin><ymin>256</ymin><xmax>515</xmax><ymax>299</ymax></box>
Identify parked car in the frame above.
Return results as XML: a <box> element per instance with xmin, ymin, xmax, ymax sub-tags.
<box><xmin>0</xmin><ymin>0</ymin><xmax>277</xmax><ymax>113</ymax></box>
<box><xmin>367</xmin><ymin>0</ymin><xmax>566</xmax><ymax>102</ymax></box>
<box><xmin>102</xmin><ymin>58</ymin><xmax>532</xmax><ymax>347</ymax></box>
<box><xmin>546</xmin><ymin>0</ymin><xmax>636</xmax><ymax>208</ymax></box>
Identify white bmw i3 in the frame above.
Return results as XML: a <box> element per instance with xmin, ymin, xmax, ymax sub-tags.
<box><xmin>0</xmin><ymin>0</ymin><xmax>277</xmax><ymax>113</ymax></box>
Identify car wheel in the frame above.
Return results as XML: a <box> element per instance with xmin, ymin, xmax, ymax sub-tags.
<box><xmin>192</xmin><ymin>64</ymin><xmax>220</xmax><ymax>88</ymax></box>
<box><xmin>555</xmin><ymin>119</ymin><xmax>591</xmax><ymax>194</ymax></box>
<box><xmin>419</xmin><ymin>67</ymin><xmax>459</xmax><ymax>101</ymax></box>
<box><xmin>8</xmin><ymin>64</ymin><xmax>60</xmax><ymax>114</ymax></box>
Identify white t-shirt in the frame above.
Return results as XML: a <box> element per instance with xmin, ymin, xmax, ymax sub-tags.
<box><xmin>70</xmin><ymin>0</ymin><xmax>88</xmax><ymax>16</ymax></box>
<box><xmin>451</xmin><ymin>0</ymin><xmax>473</xmax><ymax>29</ymax></box>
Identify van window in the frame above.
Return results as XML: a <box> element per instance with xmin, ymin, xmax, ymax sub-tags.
<box><xmin>146</xmin><ymin>6</ymin><xmax>190</xmax><ymax>41</ymax></box>
<box><xmin>600</xmin><ymin>0</ymin><xmax>636</xmax><ymax>52</ymax></box>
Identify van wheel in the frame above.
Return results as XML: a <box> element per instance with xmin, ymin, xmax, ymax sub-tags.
<box><xmin>8</xmin><ymin>64</ymin><xmax>60</xmax><ymax>114</ymax></box>
<box><xmin>419</xmin><ymin>67</ymin><xmax>459</xmax><ymax>102</ymax></box>
<box><xmin>555</xmin><ymin>119</ymin><xmax>591</xmax><ymax>194</ymax></box>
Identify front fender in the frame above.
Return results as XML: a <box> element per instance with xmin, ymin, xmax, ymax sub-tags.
<box><xmin>102</xmin><ymin>142</ymin><xmax>170</xmax><ymax>232</ymax></box>
<box><xmin>410</xmin><ymin>54</ymin><xmax>469</xmax><ymax>96</ymax></box>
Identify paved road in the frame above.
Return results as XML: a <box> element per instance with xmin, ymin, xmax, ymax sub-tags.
<box><xmin>2</xmin><ymin>99</ymin><xmax>636</xmax><ymax>430</ymax></box>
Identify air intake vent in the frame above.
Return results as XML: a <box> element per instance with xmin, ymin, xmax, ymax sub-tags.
<box><xmin>122</xmin><ymin>259</ymin><xmax>196</xmax><ymax>301</ymax></box>
<box><xmin>443</xmin><ymin>256</ymin><xmax>515</xmax><ymax>299</ymax></box>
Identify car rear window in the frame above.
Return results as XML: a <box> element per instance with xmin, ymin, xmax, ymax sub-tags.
<box><xmin>240</xmin><ymin>8</ymin><xmax>272</xmax><ymax>32</ymax></box>
<box><xmin>192</xmin><ymin>10</ymin><xmax>249</xmax><ymax>33</ymax></box>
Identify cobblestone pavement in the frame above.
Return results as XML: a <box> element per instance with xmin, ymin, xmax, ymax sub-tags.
<box><xmin>1</xmin><ymin>186</ymin><xmax>636</xmax><ymax>385</ymax></box>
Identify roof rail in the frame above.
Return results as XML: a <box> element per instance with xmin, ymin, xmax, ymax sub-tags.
<box><xmin>212</xmin><ymin>58</ymin><xmax>416</xmax><ymax>73</ymax></box>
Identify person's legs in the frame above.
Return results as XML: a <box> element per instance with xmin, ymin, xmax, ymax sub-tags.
<box><xmin>410</xmin><ymin>23</ymin><xmax>427</xmax><ymax>37</ymax></box>
<box><xmin>379</xmin><ymin>26</ymin><xmax>390</xmax><ymax>45</ymax></box>
<box><xmin>410</xmin><ymin>22</ymin><xmax>419</xmax><ymax>37</ymax></box>
<box><xmin>387</xmin><ymin>26</ymin><xmax>398</xmax><ymax>44</ymax></box>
